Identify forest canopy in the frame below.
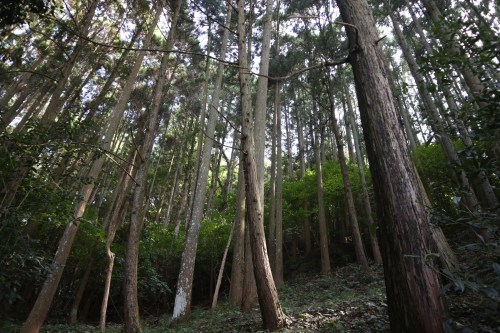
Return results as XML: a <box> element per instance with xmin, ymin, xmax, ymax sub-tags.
<box><xmin>0</xmin><ymin>0</ymin><xmax>498</xmax><ymax>332</ymax></box>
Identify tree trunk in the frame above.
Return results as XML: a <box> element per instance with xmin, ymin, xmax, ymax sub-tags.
<box><xmin>325</xmin><ymin>77</ymin><xmax>368</xmax><ymax>269</ymax></box>
<box><xmin>0</xmin><ymin>0</ymin><xmax>100</xmax><ymax>216</ymax></box>
<box><xmin>187</xmin><ymin>23</ymin><xmax>212</xmax><ymax>223</ymax></box>
<box><xmin>284</xmin><ymin>103</ymin><xmax>294</xmax><ymax>177</ymax></box>
<box><xmin>125</xmin><ymin>2</ymin><xmax>181</xmax><ymax>331</ymax></box>
<box><xmin>19</xmin><ymin>10</ymin><xmax>160</xmax><ymax>333</ymax></box>
<box><xmin>100</xmin><ymin>148</ymin><xmax>138</xmax><ymax>332</ymax></box>
<box><xmin>172</xmin><ymin>2</ymin><xmax>231</xmax><ymax>321</ymax></box>
<box><xmin>406</xmin><ymin>2</ymin><xmax>499</xmax><ymax>212</ymax></box>
<box><xmin>69</xmin><ymin>250</ymin><xmax>95</xmax><ymax>324</ymax></box>
<box><xmin>388</xmin><ymin>6</ymin><xmax>481</xmax><ymax>212</ymax></box>
<box><xmin>254</xmin><ymin>0</ymin><xmax>274</xmax><ymax>207</ymax></box>
<box><xmin>343</xmin><ymin>81</ymin><xmax>382</xmax><ymax>264</ymax></box>
<box><xmin>336</xmin><ymin>0</ymin><xmax>446</xmax><ymax>331</ymax></box>
<box><xmin>268</xmin><ymin>87</ymin><xmax>277</xmax><ymax>274</ymax></box>
<box><xmin>229</xmin><ymin>155</ymin><xmax>246</xmax><ymax>306</ymax></box>
<box><xmin>295</xmin><ymin>103</ymin><xmax>311</xmax><ymax>255</ymax></box>
<box><xmin>237</xmin><ymin>1</ymin><xmax>285</xmax><ymax>330</ymax></box>
<box><xmin>311</xmin><ymin>107</ymin><xmax>332</xmax><ymax>276</ymax></box>
<box><xmin>274</xmin><ymin>82</ymin><xmax>284</xmax><ymax>287</ymax></box>
<box><xmin>211</xmin><ymin>225</ymin><xmax>233</xmax><ymax>309</ymax></box>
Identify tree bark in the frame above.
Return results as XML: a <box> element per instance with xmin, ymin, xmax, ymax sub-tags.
<box><xmin>311</xmin><ymin>103</ymin><xmax>332</xmax><ymax>276</ymax></box>
<box><xmin>274</xmin><ymin>82</ymin><xmax>284</xmax><ymax>287</ymax></box>
<box><xmin>254</xmin><ymin>0</ymin><xmax>274</xmax><ymax>205</ymax></box>
<box><xmin>335</xmin><ymin>0</ymin><xmax>446</xmax><ymax>331</ymax></box>
<box><xmin>125</xmin><ymin>2</ymin><xmax>181</xmax><ymax>331</ymax></box>
<box><xmin>229</xmin><ymin>155</ymin><xmax>246</xmax><ymax>306</ymax></box>
<box><xmin>173</xmin><ymin>2</ymin><xmax>231</xmax><ymax>321</ymax></box>
<box><xmin>237</xmin><ymin>1</ymin><xmax>286</xmax><ymax>330</ymax></box>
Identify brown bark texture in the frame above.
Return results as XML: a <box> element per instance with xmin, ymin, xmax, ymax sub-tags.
<box><xmin>336</xmin><ymin>0</ymin><xmax>446</xmax><ymax>331</ymax></box>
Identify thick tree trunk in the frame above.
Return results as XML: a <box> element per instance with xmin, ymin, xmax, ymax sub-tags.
<box><xmin>254</xmin><ymin>0</ymin><xmax>274</xmax><ymax>205</ymax></box>
<box><xmin>335</xmin><ymin>0</ymin><xmax>446</xmax><ymax>331</ymax></box>
<box><xmin>241</xmin><ymin>226</ymin><xmax>258</xmax><ymax>312</ymax></box>
<box><xmin>237</xmin><ymin>1</ymin><xmax>285</xmax><ymax>330</ymax></box>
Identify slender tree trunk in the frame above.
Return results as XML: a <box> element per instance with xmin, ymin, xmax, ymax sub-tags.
<box><xmin>229</xmin><ymin>155</ymin><xmax>246</xmax><ymax>306</ymax></box>
<box><xmin>343</xmin><ymin>82</ymin><xmax>382</xmax><ymax>264</ymax></box>
<box><xmin>335</xmin><ymin>0</ymin><xmax>446</xmax><ymax>331</ymax></box>
<box><xmin>0</xmin><ymin>0</ymin><xmax>100</xmax><ymax>215</ymax></box>
<box><xmin>388</xmin><ymin>7</ymin><xmax>481</xmax><ymax>212</ymax></box>
<box><xmin>19</xmin><ymin>10</ymin><xmax>160</xmax><ymax>333</ymax></box>
<box><xmin>311</xmin><ymin>118</ymin><xmax>332</xmax><ymax>276</ymax></box>
<box><xmin>274</xmin><ymin>82</ymin><xmax>284</xmax><ymax>287</ymax></box>
<box><xmin>420</xmin><ymin>0</ymin><xmax>486</xmax><ymax>101</ymax></box>
<box><xmin>125</xmin><ymin>2</ymin><xmax>181</xmax><ymax>331</ymax></box>
<box><xmin>211</xmin><ymin>226</ymin><xmax>233</xmax><ymax>309</ymax></box>
<box><xmin>69</xmin><ymin>251</ymin><xmax>95</xmax><ymax>324</ymax></box>
<box><xmin>295</xmin><ymin>104</ymin><xmax>311</xmax><ymax>255</ymax></box>
<box><xmin>284</xmin><ymin>103</ymin><xmax>294</xmax><ymax>177</ymax></box>
<box><xmin>325</xmin><ymin>77</ymin><xmax>368</xmax><ymax>269</ymax></box>
<box><xmin>0</xmin><ymin>53</ymin><xmax>47</xmax><ymax>114</ymax></box>
<box><xmin>100</xmin><ymin>148</ymin><xmax>138</xmax><ymax>332</ymax></box>
<box><xmin>406</xmin><ymin>2</ymin><xmax>499</xmax><ymax>211</ymax></box>
<box><xmin>268</xmin><ymin>90</ymin><xmax>277</xmax><ymax>273</ymax></box>
<box><xmin>173</xmin><ymin>3</ymin><xmax>231</xmax><ymax>321</ymax></box>
<box><xmin>187</xmin><ymin>24</ymin><xmax>212</xmax><ymax>222</ymax></box>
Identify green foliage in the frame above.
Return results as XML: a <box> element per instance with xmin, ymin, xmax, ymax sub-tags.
<box><xmin>0</xmin><ymin>0</ymin><xmax>55</xmax><ymax>28</ymax></box>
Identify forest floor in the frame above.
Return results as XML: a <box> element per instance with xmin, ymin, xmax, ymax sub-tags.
<box><xmin>32</xmin><ymin>258</ymin><xmax>498</xmax><ymax>333</ymax></box>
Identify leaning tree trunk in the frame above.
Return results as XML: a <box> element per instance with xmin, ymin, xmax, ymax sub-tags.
<box><xmin>125</xmin><ymin>2</ymin><xmax>181</xmax><ymax>332</ymax></box>
<box><xmin>387</xmin><ymin>6</ymin><xmax>481</xmax><ymax>212</ymax></box>
<box><xmin>237</xmin><ymin>0</ymin><xmax>286</xmax><ymax>330</ymax></box>
<box><xmin>100</xmin><ymin>148</ymin><xmax>138</xmax><ymax>332</ymax></box>
<box><xmin>335</xmin><ymin>0</ymin><xmax>446</xmax><ymax>332</ymax></box>
<box><xmin>19</xmin><ymin>9</ymin><xmax>160</xmax><ymax>333</ymax></box>
<box><xmin>172</xmin><ymin>2</ymin><xmax>231</xmax><ymax>321</ymax></box>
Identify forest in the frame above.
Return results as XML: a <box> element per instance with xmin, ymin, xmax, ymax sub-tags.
<box><xmin>0</xmin><ymin>0</ymin><xmax>498</xmax><ymax>332</ymax></box>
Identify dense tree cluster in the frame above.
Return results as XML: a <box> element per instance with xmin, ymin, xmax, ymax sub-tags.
<box><xmin>0</xmin><ymin>0</ymin><xmax>498</xmax><ymax>332</ymax></box>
